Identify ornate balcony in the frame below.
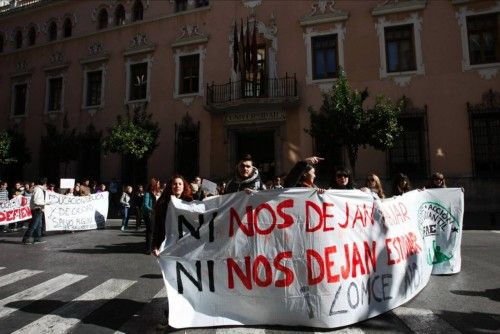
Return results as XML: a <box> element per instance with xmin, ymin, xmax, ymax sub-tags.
<box><xmin>205</xmin><ymin>74</ymin><xmax>299</xmax><ymax>112</ymax></box>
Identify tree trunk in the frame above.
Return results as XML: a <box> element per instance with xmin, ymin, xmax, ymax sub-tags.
<box><xmin>347</xmin><ymin>145</ymin><xmax>358</xmax><ymax>178</ymax></box>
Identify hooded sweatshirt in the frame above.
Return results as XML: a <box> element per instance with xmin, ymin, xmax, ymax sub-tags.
<box><xmin>225</xmin><ymin>166</ymin><xmax>265</xmax><ymax>194</ymax></box>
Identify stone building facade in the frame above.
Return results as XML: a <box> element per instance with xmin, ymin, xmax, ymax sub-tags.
<box><xmin>0</xmin><ymin>0</ymin><xmax>499</xmax><ymax>222</ymax></box>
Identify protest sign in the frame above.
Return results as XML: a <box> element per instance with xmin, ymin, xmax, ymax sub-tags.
<box><xmin>0</xmin><ymin>196</ymin><xmax>31</xmax><ymax>225</ymax></box>
<box><xmin>60</xmin><ymin>178</ymin><xmax>75</xmax><ymax>189</ymax></box>
<box><xmin>157</xmin><ymin>188</ymin><xmax>463</xmax><ymax>328</ymax></box>
<box><xmin>44</xmin><ymin>191</ymin><xmax>109</xmax><ymax>231</ymax></box>
<box><xmin>201</xmin><ymin>179</ymin><xmax>218</xmax><ymax>195</ymax></box>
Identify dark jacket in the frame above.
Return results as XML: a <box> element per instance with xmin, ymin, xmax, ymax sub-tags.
<box><xmin>225</xmin><ymin>167</ymin><xmax>265</xmax><ymax>193</ymax></box>
<box><xmin>152</xmin><ymin>192</ymin><xmax>192</xmax><ymax>250</ymax></box>
<box><xmin>283</xmin><ymin>161</ymin><xmax>309</xmax><ymax>188</ymax></box>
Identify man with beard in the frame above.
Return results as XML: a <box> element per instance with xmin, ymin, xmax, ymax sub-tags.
<box><xmin>225</xmin><ymin>154</ymin><xmax>266</xmax><ymax>194</ymax></box>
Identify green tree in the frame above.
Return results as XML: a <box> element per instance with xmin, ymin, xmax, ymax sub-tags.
<box><xmin>0</xmin><ymin>129</ymin><xmax>31</xmax><ymax>181</ymax></box>
<box><xmin>307</xmin><ymin>69</ymin><xmax>402</xmax><ymax>176</ymax></box>
<box><xmin>0</xmin><ymin>130</ymin><xmax>13</xmax><ymax>165</ymax></box>
<box><xmin>102</xmin><ymin>108</ymin><xmax>160</xmax><ymax>183</ymax></box>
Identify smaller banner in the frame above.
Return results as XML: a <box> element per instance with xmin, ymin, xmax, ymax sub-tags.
<box><xmin>44</xmin><ymin>191</ymin><xmax>109</xmax><ymax>231</ymax></box>
<box><xmin>0</xmin><ymin>196</ymin><xmax>32</xmax><ymax>225</ymax></box>
<box><xmin>60</xmin><ymin>178</ymin><xmax>75</xmax><ymax>189</ymax></box>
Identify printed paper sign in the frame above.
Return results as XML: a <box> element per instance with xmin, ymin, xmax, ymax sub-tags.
<box><xmin>60</xmin><ymin>178</ymin><xmax>75</xmax><ymax>189</ymax></box>
<box><xmin>157</xmin><ymin>188</ymin><xmax>463</xmax><ymax>328</ymax></box>
<box><xmin>44</xmin><ymin>191</ymin><xmax>109</xmax><ymax>231</ymax></box>
<box><xmin>201</xmin><ymin>178</ymin><xmax>218</xmax><ymax>195</ymax></box>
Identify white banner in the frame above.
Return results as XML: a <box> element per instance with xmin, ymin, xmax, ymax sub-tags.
<box><xmin>158</xmin><ymin>188</ymin><xmax>464</xmax><ymax>329</ymax></box>
<box><xmin>0</xmin><ymin>196</ymin><xmax>31</xmax><ymax>225</ymax></box>
<box><xmin>44</xmin><ymin>191</ymin><xmax>109</xmax><ymax>231</ymax></box>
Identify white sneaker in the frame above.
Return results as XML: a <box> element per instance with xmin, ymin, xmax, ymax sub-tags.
<box><xmin>120</xmin><ymin>226</ymin><xmax>125</xmax><ymax>231</ymax></box>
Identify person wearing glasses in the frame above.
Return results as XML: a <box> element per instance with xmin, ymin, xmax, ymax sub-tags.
<box><xmin>225</xmin><ymin>154</ymin><xmax>266</xmax><ymax>194</ymax></box>
<box><xmin>392</xmin><ymin>173</ymin><xmax>412</xmax><ymax>196</ymax></box>
<box><xmin>427</xmin><ymin>172</ymin><xmax>447</xmax><ymax>189</ymax></box>
<box><xmin>361</xmin><ymin>173</ymin><xmax>386</xmax><ymax>199</ymax></box>
<box><xmin>330</xmin><ymin>167</ymin><xmax>355</xmax><ymax>189</ymax></box>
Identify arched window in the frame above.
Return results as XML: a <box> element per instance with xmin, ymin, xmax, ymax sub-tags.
<box><xmin>132</xmin><ymin>0</ymin><xmax>143</xmax><ymax>22</ymax></box>
<box><xmin>15</xmin><ymin>30</ymin><xmax>22</xmax><ymax>49</ymax></box>
<box><xmin>48</xmin><ymin>21</ymin><xmax>57</xmax><ymax>41</ymax></box>
<box><xmin>0</xmin><ymin>34</ymin><xmax>4</xmax><ymax>53</ymax></box>
<box><xmin>114</xmin><ymin>4</ymin><xmax>125</xmax><ymax>26</ymax></box>
<box><xmin>63</xmin><ymin>18</ymin><xmax>72</xmax><ymax>38</ymax></box>
<box><xmin>98</xmin><ymin>8</ymin><xmax>108</xmax><ymax>29</ymax></box>
<box><xmin>28</xmin><ymin>26</ymin><xmax>36</xmax><ymax>46</ymax></box>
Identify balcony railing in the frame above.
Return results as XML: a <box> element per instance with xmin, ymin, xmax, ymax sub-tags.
<box><xmin>206</xmin><ymin>74</ymin><xmax>299</xmax><ymax>111</ymax></box>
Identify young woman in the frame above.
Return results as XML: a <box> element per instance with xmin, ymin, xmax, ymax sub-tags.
<box><xmin>427</xmin><ymin>172</ymin><xmax>447</xmax><ymax>189</ymax></box>
<box><xmin>330</xmin><ymin>167</ymin><xmax>355</xmax><ymax>189</ymax></box>
<box><xmin>120</xmin><ymin>185</ymin><xmax>133</xmax><ymax>231</ymax></box>
<box><xmin>392</xmin><ymin>173</ymin><xmax>412</xmax><ymax>196</ymax></box>
<box><xmin>151</xmin><ymin>175</ymin><xmax>193</xmax><ymax>257</ymax></box>
<box><xmin>362</xmin><ymin>173</ymin><xmax>386</xmax><ymax>199</ymax></box>
<box><xmin>283</xmin><ymin>156</ymin><xmax>324</xmax><ymax>188</ymax></box>
<box><xmin>143</xmin><ymin>178</ymin><xmax>161</xmax><ymax>254</ymax></box>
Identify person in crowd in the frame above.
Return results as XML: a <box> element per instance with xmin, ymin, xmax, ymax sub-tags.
<box><xmin>225</xmin><ymin>154</ymin><xmax>266</xmax><ymax>193</ymax></box>
<box><xmin>0</xmin><ymin>181</ymin><xmax>10</xmax><ymax>232</ymax></box>
<box><xmin>152</xmin><ymin>175</ymin><xmax>193</xmax><ymax>257</ymax></box>
<box><xmin>120</xmin><ymin>185</ymin><xmax>133</xmax><ymax>231</ymax></box>
<box><xmin>361</xmin><ymin>173</ymin><xmax>386</xmax><ymax>199</ymax></box>
<box><xmin>283</xmin><ymin>156</ymin><xmax>324</xmax><ymax>189</ymax></box>
<box><xmin>73</xmin><ymin>184</ymin><xmax>81</xmax><ymax>196</ymax></box>
<box><xmin>20</xmin><ymin>183</ymin><xmax>34</xmax><ymax>230</ymax></box>
<box><xmin>217</xmin><ymin>181</ymin><xmax>227</xmax><ymax>195</ymax></box>
<box><xmin>191</xmin><ymin>176</ymin><xmax>205</xmax><ymax>200</ymax></box>
<box><xmin>80</xmin><ymin>179</ymin><xmax>91</xmax><ymax>196</ymax></box>
<box><xmin>273</xmin><ymin>176</ymin><xmax>284</xmax><ymax>189</ymax></box>
<box><xmin>96</xmin><ymin>183</ymin><xmax>107</xmax><ymax>193</ymax></box>
<box><xmin>65</xmin><ymin>187</ymin><xmax>75</xmax><ymax>196</ymax></box>
<box><xmin>22</xmin><ymin>177</ymin><xmax>47</xmax><ymax>244</ymax></box>
<box><xmin>330</xmin><ymin>167</ymin><xmax>355</xmax><ymax>189</ymax></box>
<box><xmin>109</xmin><ymin>178</ymin><xmax>120</xmax><ymax>217</ymax></box>
<box><xmin>143</xmin><ymin>177</ymin><xmax>161</xmax><ymax>254</ymax></box>
<box><xmin>0</xmin><ymin>181</ymin><xmax>9</xmax><ymax>203</ymax></box>
<box><xmin>392</xmin><ymin>173</ymin><xmax>412</xmax><ymax>196</ymax></box>
<box><xmin>265</xmin><ymin>179</ymin><xmax>274</xmax><ymax>189</ymax></box>
<box><xmin>11</xmin><ymin>181</ymin><xmax>23</xmax><ymax>198</ymax></box>
<box><xmin>47</xmin><ymin>183</ymin><xmax>56</xmax><ymax>193</ymax></box>
<box><xmin>90</xmin><ymin>180</ymin><xmax>98</xmax><ymax>194</ymax></box>
<box><xmin>133</xmin><ymin>184</ymin><xmax>145</xmax><ymax>229</ymax></box>
<box><xmin>427</xmin><ymin>172</ymin><xmax>447</xmax><ymax>189</ymax></box>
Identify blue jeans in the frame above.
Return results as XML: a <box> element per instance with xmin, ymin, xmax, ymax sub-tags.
<box><xmin>121</xmin><ymin>206</ymin><xmax>130</xmax><ymax>228</ymax></box>
<box><xmin>23</xmin><ymin>208</ymin><xmax>43</xmax><ymax>242</ymax></box>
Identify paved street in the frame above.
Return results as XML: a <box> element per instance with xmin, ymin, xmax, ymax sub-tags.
<box><xmin>0</xmin><ymin>220</ymin><xmax>498</xmax><ymax>334</ymax></box>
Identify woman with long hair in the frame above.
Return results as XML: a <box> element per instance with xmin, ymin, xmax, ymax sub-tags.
<box><xmin>427</xmin><ymin>172</ymin><xmax>447</xmax><ymax>189</ymax></box>
<box><xmin>362</xmin><ymin>173</ymin><xmax>386</xmax><ymax>199</ymax></box>
<box><xmin>151</xmin><ymin>175</ymin><xmax>193</xmax><ymax>257</ymax></box>
<box><xmin>283</xmin><ymin>156</ymin><xmax>324</xmax><ymax>189</ymax></box>
<box><xmin>392</xmin><ymin>173</ymin><xmax>412</xmax><ymax>196</ymax></box>
<box><xmin>143</xmin><ymin>177</ymin><xmax>161</xmax><ymax>254</ymax></box>
<box><xmin>329</xmin><ymin>167</ymin><xmax>355</xmax><ymax>189</ymax></box>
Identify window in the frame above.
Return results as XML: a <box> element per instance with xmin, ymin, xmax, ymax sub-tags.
<box><xmin>179</xmin><ymin>54</ymin><xmax>200</xmax><ymax>94</ymax></box>
<box><xmin>47</xmin><ymin>77</ymin><xmax>63</xmax><ymax>112</ymax></box>
<box><xmin>467</xmin><ymin>13</ymin><xmax>499</xmax><ymax>65</ymax></box>
<box><xmin>48</xmin><ymin>21</ymin><xmax>57</xmax><ymax>41</ymax></box>
<box><xmin>312</xmin><ymin>34</ymin><xmax>338</xmax><ymax>80</ymax></box>
<box><xmin>132</xmin><ymin>0</ymin><xmax>143</xmax><ymax>22</ymax></box>
<box><xmin>12</xmin><ymin>83</ymin><xmax>27</xmax><ymax>116</ymax></box>
<box><xmin>384</xmin><ymin>24</ymin><xmax>416</xmax><ymax>73</ymax></box>
<box><xmin>98</xmin><ymin>9</ymin><xmax>108</xmax><ymax>30</ymax></box>
<box><xmin>470</xmin><ymin>112</ymin><xmax>500</xmax><ymax>176</ymax></box>
<box><xmin>115</xmin><ymin>4</ymin><xmax>125</xmax><ymax>26</ymax></box>
<box><xmin>15</xmin><ymin>30</ymin><xmax>22</xmax><ymax>49</ymax></box>
<box><xmin>85</xmin><ymin>71</ymin><xmax>103</xmax><ymax>106</ymax></box>
<box><xmin>28</xmin><ymin>26</ymin><xmax>36</xmax><ymax>46</ymax></box>
<box><xmin>389</xmin><ymin>115</ymin><xmax>428</xmax><ymax>178</ymax></box>
<box><xmin>175</xmin><ymin>0</ymin><xmax>187</xmax><ymax>12</ymax></box>
<box><xmin>63</xmin><ymin>18</ymin><xmax>72</xmax><ymax>38</ymax></box>
<box><xmin>129</xmin><ymin>62</ymin><xmax>148</xmax><ymax>101</ymax></box>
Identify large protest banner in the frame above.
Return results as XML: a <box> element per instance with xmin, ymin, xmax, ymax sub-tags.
<box><xmin>0</xmin><ymin>196</ymin><xmax>31</xmax><ymax>226</ymax></box>
<box><xmin>44</xmin><ymin>191</ymin><xmax>109</xmax><ymax>231</ymax></box>
<box><xmin>157</xmin><ymin>188</ymin><xmax>463</xmax><ymax>329</ymax></box>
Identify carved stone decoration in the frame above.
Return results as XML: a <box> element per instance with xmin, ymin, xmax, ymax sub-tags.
<box><xmin>88</xmin><ymin>42</ymin><xmax>103</xmax><ymax>56</ymax></box>
<box><xmin>15</xmin><ymin>60</ymin><xmax>28</xmax><ymax>72</ymax></box>
<box><xmin>171</xmin><ymin>25</ymin><xmax>209</xmax><ymax>48</ymax></box>
<box><xmin>469</xmin><ymin>90</ymin><xmax>500</xmax><ymax>111</ymax></box>
<box><xmin>372</xmin><ymin>0</ymin><xmax>427</xmax><ymax>16</ymax></box>
<box><xmin>130</xmin><ymin>33</ymin><xmax>150</xmax><ymax>48</ymax></box>
<box><xmin>50</xmin><ymin>51</ymin><xmax>65</xmax><ymax>64</ymax></box>
<box><xmin>179</xmin><ymin>25</ymin><xmax>204</xmax><ymax>39</ymax></box>
<box><xmin>300</xmin><ymin>0</ymin><xmax>349</xmax><ymax>26</ymax></box>
<box><xmin>242</xmin><ymin>0</ymin><xmax>262</xmax><ymax>9</ymax></box>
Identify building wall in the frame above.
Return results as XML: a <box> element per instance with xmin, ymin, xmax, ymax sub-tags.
<box><xmin>1</xmin><ymin>0</ymin><xmax>499</xmax><ymax>219</ymax></box>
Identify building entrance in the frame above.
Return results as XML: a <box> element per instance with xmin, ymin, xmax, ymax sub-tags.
<box><xmin>235</xmin><ymin>130</ymin><xmax>275</xmax><ymax>183</ymax></box>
